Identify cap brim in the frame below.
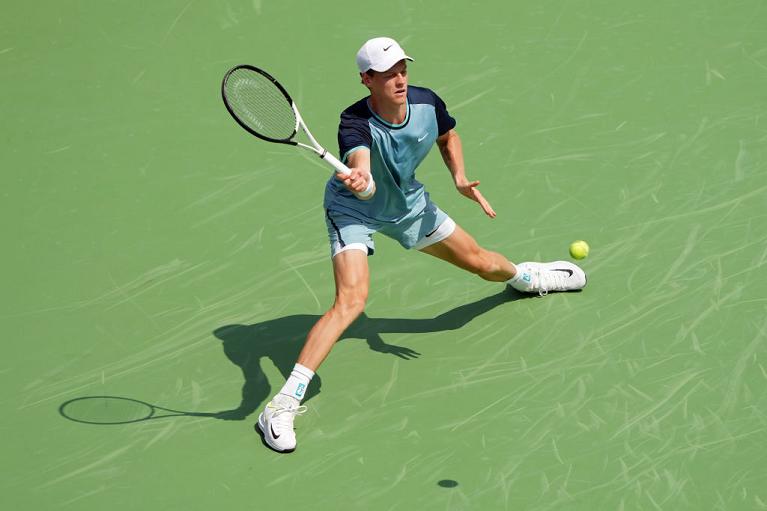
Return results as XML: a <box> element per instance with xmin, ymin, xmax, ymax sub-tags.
<box><xmin>368</xmin><ymin>55</ymin><xmax>414</xmax><ymax>72</ymax></box>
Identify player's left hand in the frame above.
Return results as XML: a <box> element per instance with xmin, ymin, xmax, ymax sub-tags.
<box><xmin>456</xmin><ymin>180</ymin><xmax>496</xmax><ymax>218</ymax></box>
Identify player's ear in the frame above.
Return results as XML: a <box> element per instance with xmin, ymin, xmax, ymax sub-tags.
<box><xmin>360</xmin><ymin>70</ymin><xmax>375</xmax><ymax>88</ymax></box>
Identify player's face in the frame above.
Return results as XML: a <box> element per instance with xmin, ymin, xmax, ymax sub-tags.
<box><xmin>365</xmin><ymin>60</ymin><xmax>408</xmax><ymax>106</ymax></box>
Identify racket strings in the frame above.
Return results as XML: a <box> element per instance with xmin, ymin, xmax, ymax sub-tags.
<box><xmin>224</xmin><ymin>68</ymin><xmax>297</xmax><ymax>141</ymax></box>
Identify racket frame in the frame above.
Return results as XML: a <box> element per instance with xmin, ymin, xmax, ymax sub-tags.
<box><xmin>222</xmin><ymin>65</ymin><xmax>375</xmax><ymax>198</ymax></box>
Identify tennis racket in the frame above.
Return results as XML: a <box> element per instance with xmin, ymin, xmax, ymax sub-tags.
<box><xmin>221</xmin><ymin>65</ymin><xmax>375</xmax><ymax>199</ymax></box>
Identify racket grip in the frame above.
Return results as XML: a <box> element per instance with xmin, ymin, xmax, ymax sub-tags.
<box><xmin>322</xmin><ymin>151</ymin><xmax>376</xmax><ymax>200</ymax></box>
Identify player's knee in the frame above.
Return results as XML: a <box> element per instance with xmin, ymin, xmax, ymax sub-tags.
<box><xmin>337</xmin><ymin>299</ymin><xmax>366</xmax><ymax>319</ymax></box>
<box><xmin>335</xmin><ymin>290</ymin><xmax>367</xmax><ymax>319</ymax></box>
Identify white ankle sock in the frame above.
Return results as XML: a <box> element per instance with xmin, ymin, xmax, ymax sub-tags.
<box><xmin>505</xmin><ymin>262</ymin><xmax>519</xmax><ymax>283</ymax></box>
<box><xmin>278</xmin><ymin>363</ymin><xmax>315</xmax><ymax>402</ymax></box>
<box><xmin>507</xmin><ymin>262</ymin><xmax>532</xmax><ymax>291</ymax></box>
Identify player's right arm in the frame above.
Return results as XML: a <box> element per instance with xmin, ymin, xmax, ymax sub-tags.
<box><xmin>336</xmin><ymin>148</ymin><xmax>373</xmax><ymax>195</ymax></box>
<box><xmin>337</xmin><ymin>103</ymin><xmax>375</xmax><ymax>197</ymax></box>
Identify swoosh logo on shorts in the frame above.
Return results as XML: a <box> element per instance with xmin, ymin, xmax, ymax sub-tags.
<box><xmin>425</xmin><ymin>226</ymin><xmax>440</xmax><ymax>237</ymax></box>
<box><xmin>417</xmin><ymin>133</ymin><xmax>429</xmax><ymax>142</ymax></box>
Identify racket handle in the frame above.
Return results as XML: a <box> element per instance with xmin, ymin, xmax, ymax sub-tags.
<box><xmin>322</xmin><ymin>151</ymin><xmax>376</xmax><ymax>200</ymax></box>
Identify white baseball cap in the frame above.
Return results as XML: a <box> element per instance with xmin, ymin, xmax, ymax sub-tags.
<box><xmin>356</xmin><ymin>37</ymin><xmax>413</xmax><ymax>73</ymax></box>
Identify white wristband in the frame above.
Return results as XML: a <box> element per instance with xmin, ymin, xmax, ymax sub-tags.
<box><xmin>354</xmin><ymin>175</ymin><xmax>376</xmax><ymax>200</ymax></box>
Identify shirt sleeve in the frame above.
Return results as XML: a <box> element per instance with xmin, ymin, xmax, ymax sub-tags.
<box><xmin>337</xmin><ymin>111</ymin><xmax>372</xmax><ymax>163</ymax></box>
<box><xmin>432</xmin><ymin>91</ymin><xmax>457</xmax><ymax>136</ymax></box>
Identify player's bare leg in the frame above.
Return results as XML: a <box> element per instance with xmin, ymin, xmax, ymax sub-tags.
<box><xmin>257</xmin><ymin>249</ymin><xmax>369</xmax><ymax>452</ymax></box>
<box><xmin>297</xmin><ymin>249</ymin><xmax>369</xmax><ymax>370</ymax></box>
<box><xmin>420</xmin><ymin>224</ymin><xmax>586</xmax><ymax>295</ymax></box>
<box><xmin>419</xmin><ymin>224</ymin><xmax>515</xmax><ymax>281</ymax></box>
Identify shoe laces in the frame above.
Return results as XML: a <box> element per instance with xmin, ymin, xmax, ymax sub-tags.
<box><xmin>269</xmin><ymin>400</ymin><xmax>307</xmax><ymax>430</ymax></box>
<box><xmin>535</xmin><ymin>268</ymin><xmax>567</xmax><ymax>297</ymax></box>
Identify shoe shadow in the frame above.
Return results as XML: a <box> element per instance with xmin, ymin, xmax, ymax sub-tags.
<box><xmin>212</xmin><ymin>287</ymin><xmax>533</xmax><ymax>420</ymax></box>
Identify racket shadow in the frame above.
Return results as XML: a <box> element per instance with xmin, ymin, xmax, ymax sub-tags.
<box><xmin>59</xmin><ymin>395</ymin><xmax>223</xmax><ymax>426</ymax></box>
<box><xmin>213</xmin><ymin>287</ymin><xmax>532</xmax><ymax>420</ymax></box>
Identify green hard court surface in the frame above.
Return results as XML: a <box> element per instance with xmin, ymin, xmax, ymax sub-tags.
<box><xmin>2</xmin><ymin>0</ymin><xmax>766</xmax><ymax>509</ymax></box>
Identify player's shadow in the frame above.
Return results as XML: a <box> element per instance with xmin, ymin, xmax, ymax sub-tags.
<box><xmin>213</xmin><ymin>287</ymin><xmax>530</xmax><ymax>420</ymax></box>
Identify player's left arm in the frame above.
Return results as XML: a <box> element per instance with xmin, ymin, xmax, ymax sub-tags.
<box><xmin>436</xmin><ymin>129</ymin><xmax>496</xmax><ymax>218</ymax></box>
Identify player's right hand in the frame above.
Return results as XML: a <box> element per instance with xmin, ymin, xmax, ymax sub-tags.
<box><xmin>337</xmin><ymin>167</ymin><xmax>372</xmax><ymax>195</ymax></box>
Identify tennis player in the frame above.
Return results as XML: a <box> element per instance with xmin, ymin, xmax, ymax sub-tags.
<box><xmin>257</xmin><ymin>37</ymin><xmax>587</xmax><ymax>452</ymax></box>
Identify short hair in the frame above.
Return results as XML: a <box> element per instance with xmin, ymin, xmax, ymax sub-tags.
<box><xmin>360</xmin><ymin>69</ymin><xmax>376</xmax><ymax>85</ymax></box>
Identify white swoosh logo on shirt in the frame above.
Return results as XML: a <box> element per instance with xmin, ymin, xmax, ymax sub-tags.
<box><xmin>417</xmin><ymin>133</ymin><xmax>429</xmax><ymax>142</ymax></box>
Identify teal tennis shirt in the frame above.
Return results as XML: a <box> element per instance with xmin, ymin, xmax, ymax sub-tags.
<box><xmin>324</xmin><ymin>86</ymin><xmax>456</xmax><ymax>223</ymax></box>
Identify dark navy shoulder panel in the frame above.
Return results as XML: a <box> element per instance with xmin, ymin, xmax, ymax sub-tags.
<box><xmin>406</xmin><ymin>85</ymin><xmax>437</xmax><ymax>105</ymax></box>
<box><xmin>407</xmin><ymin>86</ymin><xmax>456</xmax><ymax>136</ymax></box>
<box><xmin>338</xmin><ymin>98</ymin><xmax>373</xmax><ymax>159</ymax></box>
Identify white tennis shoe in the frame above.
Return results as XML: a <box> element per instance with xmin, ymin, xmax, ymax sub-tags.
<box><xmin>509</xmin><ymin>261</ymin><xmax>587</xmax><ymax>296</ymax></box>
<box><xmin>257</xmin><ymin>394</ymin><xmax>307</xmax><ymax>453</ymax></box>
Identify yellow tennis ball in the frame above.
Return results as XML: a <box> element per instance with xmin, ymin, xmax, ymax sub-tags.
<box><xmin>569</xmin><ymin>240</ymin><xmax>589</xmax><ymax>260</ymax></box>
